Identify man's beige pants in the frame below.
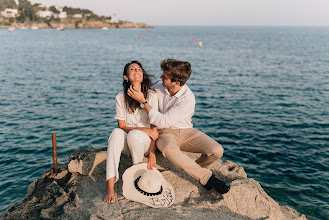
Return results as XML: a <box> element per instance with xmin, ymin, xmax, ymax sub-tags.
<box><xmin>156</xmin><ymin>128</ymin><xmax>224</xmax><ymax>185</ymax></box>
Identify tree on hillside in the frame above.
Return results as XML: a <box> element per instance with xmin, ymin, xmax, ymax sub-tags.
<box><xmin>63</xmin><ymin>6</ymin><xmax>93</xmax><ymax>16</ymax></box>
<box><xmin>16</xmin><ymin>0</ymin><xmax>36</xmax><ymax>22</ymax></box>
<box><xmin>49</xmin><ymin>6</ymin><xmax>59</xmax><ymax>14</ymax></box>
<box><xmin>81</xmin><ymin>9</ymin><xmax>93</xmax><ymax>15</ymax></box>
<box><xmin>0</xmin><ymin>0</ymin><xmax>17</xmax><ymax>10</ymax></box>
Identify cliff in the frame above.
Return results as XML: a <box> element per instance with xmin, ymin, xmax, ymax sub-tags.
<box><xmin>0</xmin><ymin>147</ymin><xmax>307</xmax><ymax>220</ymax></box>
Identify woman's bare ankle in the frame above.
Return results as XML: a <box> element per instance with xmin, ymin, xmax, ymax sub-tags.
<box><xmin>104</xmin><ymin>178</ymin><xmax>116</xmax><ymax>204</ymax></box>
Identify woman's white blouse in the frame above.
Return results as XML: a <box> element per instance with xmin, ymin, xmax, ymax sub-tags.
<box><xmin>114</xmin><ymin>90</ymin><xmax>158</xmax><ymax>128</ymax></box>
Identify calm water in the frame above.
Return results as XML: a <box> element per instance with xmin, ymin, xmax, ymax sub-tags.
<box><xmin>0</xmin><ymin>26</ymin><xmax>328</xmax><ymax>219</ymax></box>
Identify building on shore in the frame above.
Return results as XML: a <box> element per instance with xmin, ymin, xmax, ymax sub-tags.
<box><xmin>72</xmin><ymin>14</ymin><xmax>83</xmax><ymax>19</ymax></box>
<box><xmin>36</xmin><ymin>11</ymin><xmax>54</xmax><ymax>18</ymax></box>
<box><xmin>1</xmin><ymin>8</ymin><xmax>18</xmax><ymax>18</ymax></box>
<box><xmin>58</xmin><ymin>11</ymin><xmax>67</xmax><ymax>19</ymax></box>
<box><xmin>109</xmin><ymin>13</ymin><xmax>119</xmax><ymax>23</ymax></box>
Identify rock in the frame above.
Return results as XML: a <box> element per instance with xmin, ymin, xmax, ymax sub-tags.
<box><xmin>0</xmin><ymin>147</ymin><xmax>307</xmax><ymax>220</ymax></box>
<box><xmin>68</xmin><ymin>147</ymin><xmax>107</xmax><ymax>175</ymax></box>
<box><xmin>220</xmin><ymin>179</ymin><xmax>306</xmax><ymax>220</ymax></box>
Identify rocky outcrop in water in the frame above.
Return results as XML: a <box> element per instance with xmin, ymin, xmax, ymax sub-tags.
<box><xmin>0</xmin><ymin>147</ymin><xmax>307</xmax><ymax>220</ymax></box>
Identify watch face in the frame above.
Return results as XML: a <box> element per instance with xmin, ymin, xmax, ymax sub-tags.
<box><xmin>140</xmin><ymin>101</ymin><xmax>147</xmax><ymax>109</ymax></box>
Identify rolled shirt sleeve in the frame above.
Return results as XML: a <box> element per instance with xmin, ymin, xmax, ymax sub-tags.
<box><xmin>148</xmin><ymin>91</ymin><xmax>158</xmax><ymax>119</ymax></box>
<box><xmin>148</xmin><ymin>108</ymin><xmax>159</xmax><ymax>123</ymax></box>
<box><xmin>114</xmin><ymin>93</ymin><xmax>125</xmax><ymax>121</ymax></box>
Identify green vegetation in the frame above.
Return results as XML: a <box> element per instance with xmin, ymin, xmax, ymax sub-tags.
<box><xmin>16</xmin><ymin>0</ymin><xmax>36</xmax><ymax>22</ymax></box>
<box><xmin>63</xmin><ymin>6</ymin><xmax>93</xmax><ymax>16</ymax></box>
<box><xmin>49</xmin><ymin>6</ymin><xmax>59</xmax><ymax>14</ymax></box>
<box><xmin>0</xmin><ymin>0</ymin><xmax>118</xmax><ymax>28</ymax></box>
<box><xmin>0</xmin><ymin>0</ymin><xmax>17</xmax><ymax>10</ymax></box>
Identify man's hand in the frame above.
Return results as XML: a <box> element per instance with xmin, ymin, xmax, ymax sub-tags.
<box><xmin>147</xmin><ymin>154</ymin><xmax>156</xmax><ymax>170</ymax></box>
<box><xmin>127</xmin><ymin>85</ymin><xmax>145</xmax><ymax>103</ymax></box>
<box><xmin>141</xmin><ymin>128</ymin><xmax>159</xmax><ymax>141</ymax></box>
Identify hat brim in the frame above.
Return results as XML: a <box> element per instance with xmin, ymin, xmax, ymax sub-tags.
<box><xmin>122</xmin><ymin>163</ymin><xmax>175</xmax><ymax>208</ymax></box>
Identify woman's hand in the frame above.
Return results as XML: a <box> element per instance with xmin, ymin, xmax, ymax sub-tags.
<box><xmin>147</xmin><ymin>154</ymin><xmax>156</xmax><ymax>170</ymax></box>
<box><xmin>141</xmin><ymin>128</ymin><xmax>159</xmax><ymax>141</ymax></box>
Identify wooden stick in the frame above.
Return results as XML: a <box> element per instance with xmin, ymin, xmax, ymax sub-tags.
<box><xmin>52</xmin><ymin>133</ymin><xmax>58</xmax><ymax>173</ymax></box>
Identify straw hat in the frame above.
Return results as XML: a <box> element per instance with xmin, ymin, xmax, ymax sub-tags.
<box><xmin>122</xmin><ymin>163</ymin><xmax>175</xmax><ymax>208</ymax></box>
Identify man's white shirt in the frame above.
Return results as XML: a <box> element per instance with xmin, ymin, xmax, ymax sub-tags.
<box><xmin>148</xmin><ymin>82</ymin><xmax>195</xmax><ymax>129</ymax></box>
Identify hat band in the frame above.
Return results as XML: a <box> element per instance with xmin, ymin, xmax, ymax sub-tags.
<box><xmin>134</xmin><ymin>176</ymin><xmax>163</xmax><ymax>196</ymax></box>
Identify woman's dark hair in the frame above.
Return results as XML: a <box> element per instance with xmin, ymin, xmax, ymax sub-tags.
<box><xmin>123</xmin><ymin>61</ymin><xmax>152</xmax><ymax>113</ymax></box>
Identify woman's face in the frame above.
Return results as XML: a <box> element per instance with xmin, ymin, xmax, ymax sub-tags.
<box><xmin>125</xmin><ymin>63</ymin><xmax>144</xmax><ymax>83</ymax></box>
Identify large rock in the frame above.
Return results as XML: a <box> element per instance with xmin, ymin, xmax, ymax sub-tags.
<box><xmin>0</xmin><ymin>147</ymin><xmax>307</xmax><ymax>220</ymax></box>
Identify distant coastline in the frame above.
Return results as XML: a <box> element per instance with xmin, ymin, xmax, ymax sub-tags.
<box><xmin>0</xmin><ymin>19</ymin><xmax>150</xmax><ymax>30</ymax></box>
<box><xmin>0</xmin><ymin>0</ymin><xmax>149</xmax><ymax>29</ymax></box>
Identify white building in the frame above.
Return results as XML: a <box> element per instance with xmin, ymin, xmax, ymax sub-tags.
<box><xmin>58</xmin><ymin>11</ymin><xmax>67</xmax><ymax>19</ymax></box>
<box><xmin>37</xmin><ymin>11</ymin><xmax>54</xmax><ymax>18</ymax></box>
<box><xmin>109</xmin><ymin>13</ymin><xmax>119</xmax><ymax>23</ymax></box>
<box><xmin>1</xmin><ymin>8</ymin><xmax>18</xmax><ymax>18</ymax></box>
<box><xmin>72</xmin><ymin>14</ymin><xmax>83</xmax><ymax>18</ymax></box>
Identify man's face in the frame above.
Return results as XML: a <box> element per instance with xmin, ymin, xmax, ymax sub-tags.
<box><xmin>160</xmin><ymin>72</ymin><xmax>176</xmax><ymax>89</ymax></box>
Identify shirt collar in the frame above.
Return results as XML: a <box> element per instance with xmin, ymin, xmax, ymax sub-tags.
<box><xmin>165</xmin><ymin>84</ymin><xmax>187</xmax><ymax>98</ymax></box>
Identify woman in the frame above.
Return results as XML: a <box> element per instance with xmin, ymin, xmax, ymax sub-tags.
<box><xmin>104</xmin><ymin>61</ymin><xmax>158</xmax><ymax>204</ymax></box>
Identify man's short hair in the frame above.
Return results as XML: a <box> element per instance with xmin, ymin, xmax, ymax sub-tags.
<box><xmin>160</xmin><ymin>58</ymin><xmax>192</xmax><ymax>86</ymax></box>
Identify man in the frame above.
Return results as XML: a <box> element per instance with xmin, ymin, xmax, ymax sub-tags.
<box><xmin>127</xmin><ymin>58</ymin><xmax>230</xmax><ymax>194</ymax></box>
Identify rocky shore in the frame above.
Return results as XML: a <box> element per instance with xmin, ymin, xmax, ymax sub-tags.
<box><xmin>0</xmin><ymin>17</ymin><xmax>149</xmax><ymax>29</ymax></box>
<box><xmin>0</xmin><ymin>147</ymin><xmax>307</xmax><ymax>220</ymax></box>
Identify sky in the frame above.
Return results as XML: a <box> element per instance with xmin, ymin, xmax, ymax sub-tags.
<box><xmin>33</xmin><ymin>0</ymin><xmax>329</xmax><ymax>26</ymax></box>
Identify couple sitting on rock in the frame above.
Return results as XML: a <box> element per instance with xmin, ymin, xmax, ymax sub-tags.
<box><xmin>104</xmin><ymin>59</ymin><xmax>230</xmax><ymax>206</ymax></box>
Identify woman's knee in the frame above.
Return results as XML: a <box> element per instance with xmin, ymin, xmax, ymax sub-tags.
<box><xmin>126</xmin><ymin>129</ymin><xmax>149</xmax><ymax>145</ymax></box>
<box><xmin>108</xmin><ymin>128</ymin><xmax>126</xmax><ymax>148</ymax></box>
<box><xmin>108</xmin><ymin>128</ymin><xmax>125</xmax><ymax>144</ymax></box>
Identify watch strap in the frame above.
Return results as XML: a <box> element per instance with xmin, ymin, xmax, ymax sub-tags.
<box><xmin>140</xmin><ymin>101</ymin><xmax>148</xmax><ymax>108</ymax></box>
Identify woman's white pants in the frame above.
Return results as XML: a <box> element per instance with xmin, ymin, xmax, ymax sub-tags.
<box><xmin>106</xmin><ymin>128</ymin><xmax>151</xmax><ymax>182</ymax></box>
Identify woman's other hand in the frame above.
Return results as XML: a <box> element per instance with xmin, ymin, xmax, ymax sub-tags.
<box><xmin>147</xmin><ymin>154</ymin><xmax>156</xmax><ymax>170</ymax></box>
<box><xmin>141</xmin><ymin>128</ymin><xmax>159</xmax><ymax>141</ymax></box>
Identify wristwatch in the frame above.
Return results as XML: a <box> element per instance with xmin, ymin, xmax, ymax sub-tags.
<box><xmin>140</xmin><ymin>101</ymin><xmax>148</xmax><ymax>109</ymax></box>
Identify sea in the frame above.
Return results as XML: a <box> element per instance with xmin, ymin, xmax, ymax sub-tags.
<box><xmin>0</xmin><ymin>26</ymin><xmax>328</xmax><ymax>220</ymax></box>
